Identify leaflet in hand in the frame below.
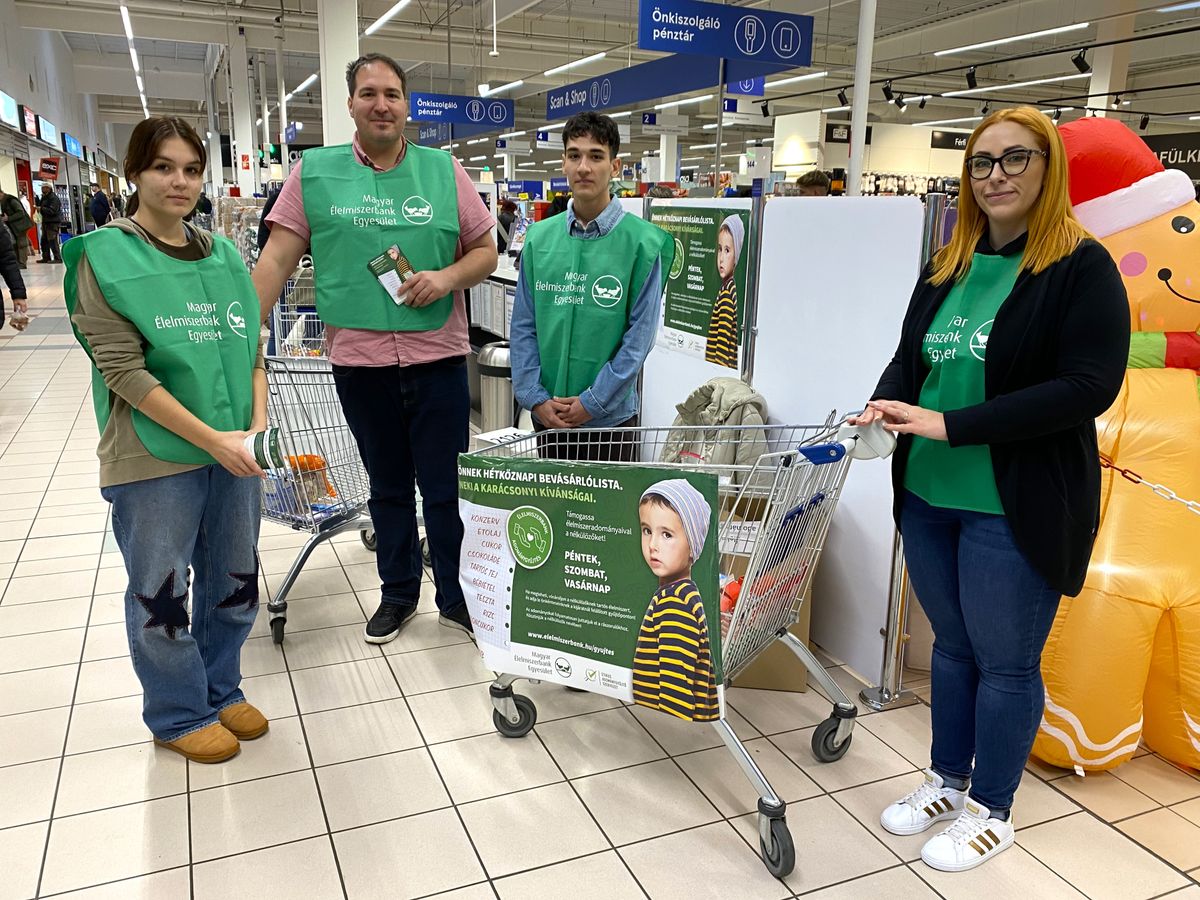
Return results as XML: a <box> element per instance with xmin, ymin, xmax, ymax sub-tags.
<box><xmin>367</xmin><ymin>244</ymin><xmax>416</xmax><ymax>305</ymax></box>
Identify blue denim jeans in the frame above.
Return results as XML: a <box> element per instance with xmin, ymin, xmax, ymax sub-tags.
<box><xmin>332</xmin><ymin>357</ymin><xmax>469</xmax><ymax>614</ymax></box>
<box><xmin>102</xmin><ymin>466</ymin><xmax>262</xmax><ymax>743</ymax></box>
<box><xmin>900</xmin><ymin>491</ymin><xmax>1061</xmax><ymax>812</ymax></box>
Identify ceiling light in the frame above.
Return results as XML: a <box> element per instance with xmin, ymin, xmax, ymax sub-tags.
<box><xmin>895</xmin><ymin>95</ymin><xmax>907</xmax><ymax>112</ymax></box>
<box><xmin>1190</xmin><ymin>114</ymin><xmax>1200</xmax><ymax>120</ymax></box>
<box><xmin>256</xmin><ymin>117</ymin><xmax>262</xmax><ymax>126</ymax></box>
<box><xmin>295</xmin><ymin>73</ymin><xmax>319</xmax><ymax>93</ymax></box>
<box><xmin>478</xmin><ymin>83</ymin><xmax>490</xmax><ymax>96</ymax></box>
<box><xmin>837</xmin><ymin>88</ymin><xmax>849</xmax><ymax>106</ymax></box>
<box><xmin>1052</xmin><ymin>108</ymin><xmax>1063</xmax><ymax>122</ymax></box>
<box><xmin>655</xmin><ymin>94</ymin><xmax>713</xmax><ymax>109</ymax></box>
<box><xmin>915</xmin><ymin>115</ymin><xmax>984</xmax><ymax>127</ymax></box>
<box><xmin>943</xmin><ymin>72</ymin><xmax>1089</xmax><ymax>98</ymax></box>
<box><xmin>761</xmin><ymin>101</ymin><xmax>771</xmax><ymax>117</ymax></box>
<box><xmin>295</xmin><ymin>121</ymin><xmax>303</xmax><ymax>130</ymax></box>
<box><xmin>980</xmin><ymin>100</ymin><xmax>990</xmax><ymax>115</ymax></box>
<box><xmin>120</xmin><ymin>5</ymin><xmax>134</xmax><ymax>40</ymax></box>
<box><xmin>129</xmin><ymin>47</ymin><xmax>140</xmax><ymax>74</ymax></box>
<box><xmin>965</xmin><ymin>67</ymin><xmax>977</xmax><ymax>90</ymax></box>
<box><xmin>822</xmin><ymin>105</ymin><xmax>851</xmax><ymax>113</ymax></box>
<box><xmin>363</xmin><ymin>0</ymin><xmax>412</xmax><ymax>36</ymax></box>
<box><xmin>538</xmin><ymin>123</ymin><xmax>566</xmax><ymax>131</ymax></box>
<box><xmin>1140</xmin><ymin>114</ymin><xmax>1150</xmax><ymax>130</ymax></box>
<box><xmin>919</xmin><ymin>97</ymin><xmax>927</xmax><ymax>109</ymax></box>
<box><xmin>1072</xmin><ymin>50</ymin><xmax>1091</xmax><ymax>74</ymax></box>
<box><xmin>1112</xmin><ymin>94</ymin><xmax>1122</xmax><ymax>108</ymax></box>
<box><xmin>765</xmin><ymin>71</ymin><xmax>828</xmax><ymax>88</ymax></box>
<box><xmin>882</xmin><ymin>80</ymin><xmax>894</xmax><ymax>101</ymax></box>
<box><xmin>688</xmin><ymin>142</ymin><xmax>728</xmax><ymax>149</ymax></box>
<box><xmin>543</xmin><ymin>52</ymin><xmax>607</xmax><ymax>77</ymax></box>
<box><xmin>680</xmin><ymin>156</ymin><xmax>703</xmax><ymax>162</ymax></box>
<box><xmin>136</xmin><ymin>74</ymin><xmax>143</xmax><ymax>93</ymax></box>
<box><xmin>1157</xmin><ymin>2</ymin><xmax>1200</xmax><ymax>10</ymax></box>
<box><xmin>608</xmin><ymin>111</ymin><xmax>631</xmax><ymax>118</ymax></box>
<box><xmin>467</xmin><ymin>138</ymin><xmax>488</xmax><ymax>144</ymax></box>
<box><xmin>470</xmin><ymin>155</ymin><xmax>487</xmax><ymax>161</ymax></box>
<box><xmin>499</xmin><ymin>130</ymin><xmax>526</xmax><ymax>138</ymax></box>
<box><xmin>935</xmin><ymin>22</ymin><xmax>1089</xmax><ymax>56</ymax></box>
<box><xmin>482</xmin><ymin>80</ymin><xmax>523</xmax><ymax>96</ymax></box>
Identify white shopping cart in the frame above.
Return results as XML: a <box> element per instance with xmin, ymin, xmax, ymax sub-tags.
<box><xmin>467</xmin><ymin>419</ymin><xmax>892</xmax><ymax>878</ymax></box>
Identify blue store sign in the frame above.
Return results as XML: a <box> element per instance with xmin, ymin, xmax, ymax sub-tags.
<box><xmin>638</xmin><ymin>0</ymin><xmax>813</xmax><ymax>67</ymax></box>
<box><xmin>546</xmin><ymin>53</ymin><xmax>789</xmax><ymax>119</ymax></box>
<box><xmin>410</xmin><ymin>92</ymin><xmax>514</xmax><ymax>128</ymax></box>
<box><xmin>418</xmin><ymin>123</ymin><xmax>452</xmax><ymax>146</ymax></box>
<box><xmin>727</xmin><ymin>76</ymin><xmax>765</xmax><ymax>97</ymax></box>
<box><xmin>550</xmin><ymin>177</ymin><xmax>569</xmax><ymax>191</ymax></box>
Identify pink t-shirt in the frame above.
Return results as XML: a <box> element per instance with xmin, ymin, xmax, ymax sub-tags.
<box><xmin>266</xmin><ymin>135</ymin><xmax>495</xmax><ymax>367</ymax></box>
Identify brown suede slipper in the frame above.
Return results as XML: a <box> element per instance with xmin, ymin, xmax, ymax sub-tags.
<box><xmin>219</xmin><ymin>702</ymin><xmax>270</xmax><ymax>740</ymax></box>
<box><xmin>154</xmin><ymin>722</ymin><xmax>240</xmax><ymax>764</ymax></box>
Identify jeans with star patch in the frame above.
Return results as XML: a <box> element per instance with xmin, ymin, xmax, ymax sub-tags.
<box><xmin>102</xmin><ymin>466</ymin><xmax>262</xmax><ymax>743</ymax></box>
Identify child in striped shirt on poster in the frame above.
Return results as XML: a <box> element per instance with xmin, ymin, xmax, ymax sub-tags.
<box><xmin>704</xmin><ymin>214</ymin><xmax>744</xmax><ymax>369</ymax></box>
<box><xmin>632</xmin><ymin>479</ymin><xmax>720</xmax><ymax>722</ymax></box>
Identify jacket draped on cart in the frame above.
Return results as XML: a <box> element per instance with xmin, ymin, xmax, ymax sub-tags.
<box><xmin>69</xmin><ymin>218</ymin><xmax>265</xmax><ymax>487</ymax></box>
<box><xmin>872</xmin><ymin>234</ymin><xmax>1129</xmax><ymax>596</ymax></box>
<box><xmin>660</xmin><ymin>377</ymin><xmax>769</xmax><ymax>474</ymax></box>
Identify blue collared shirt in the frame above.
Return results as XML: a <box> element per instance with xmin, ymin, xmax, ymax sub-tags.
<box><xmin>510</xmin><ymin>195</ymin><xmax>664</xmax><ymax>428</ymax></box>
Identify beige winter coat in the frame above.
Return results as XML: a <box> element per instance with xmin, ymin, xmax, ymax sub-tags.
<box><xmin>659</xmin><ymin>377</ymin><xmax>769</xmax><ymax>472</ymax></box>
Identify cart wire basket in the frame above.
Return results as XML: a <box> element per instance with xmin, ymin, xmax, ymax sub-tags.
<box><xmin>467</xmin><ymin>419</ymin><xmax>892</xmax><ymax>879</ymax></box>
<box><xmin>260</xmin><ymin>355</ymin><xmax>372</xmax><ymax>643</ymax></box>
<box><xmin>272</xmin><ymin>256</ymin><xmax>323</xmax><ymax>359</ymax></box>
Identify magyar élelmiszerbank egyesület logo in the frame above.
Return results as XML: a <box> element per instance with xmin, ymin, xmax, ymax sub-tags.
<box><xmin>226</xmin><ymin>301</ymin><xmax>247</xmax><ymax>338</ymax></box>
<box><xmin>508</xmin><ymin>506</ymin><xmax>553</xmax><ymax>569</ymax></box>
<box><xmin>401</xmin><ymin>195</ymin><xmax>433</xmax><ymax>225</ymax></box>
<box><xmin>969</xmin><ymin>318</ymin><xmax>994</xmax><ymax>361</ymax></box>
<box><xmin>669</xmin><ymin>238</ymin><xmax>685</xmax><ymax>280</ymax></box>
<box><xmin>591</xmin><ymin>275</ymin><xmax>624</xmax><ymax>308</ymax></box>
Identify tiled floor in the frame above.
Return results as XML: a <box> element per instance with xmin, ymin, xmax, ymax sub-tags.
<box><xmin>2</xmin><ymin>265</ymin><xmax>1199</xmax><ymax>898</ymax></box>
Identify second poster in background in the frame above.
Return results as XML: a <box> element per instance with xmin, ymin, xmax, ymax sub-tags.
<box><xmin>650</xmin><ymin>205</ymin><xmax>752</xmax><ymax>371</ymax></box>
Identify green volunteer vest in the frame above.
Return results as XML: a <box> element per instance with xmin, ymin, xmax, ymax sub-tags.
<box><xmin>525</xmin><ymin>212</ymin><xmax>673</xmax><ymax>398</ymax></box>
<box><xmin>63</xmin><ymin>227</ymin><xmax>257</xmax><ymax>465</ymax></box>
<box><xmin>301</xmin><ymin>143</ymin><xmax>459</xmax><ymax>331</ymax></box>
<box><xmin>905</xmin><ymin>251</ymin><xmax>1023</xmax><ymax>514</ymax></box>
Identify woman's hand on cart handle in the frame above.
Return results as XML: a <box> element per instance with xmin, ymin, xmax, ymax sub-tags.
<box><xmin>205</xmin><ymin>430</ymin><xmax>267</xmax><ymax>479</ymax></box>
<box><xmin>866</xmin><ymin>400</ymin><xmax>948</xmax><ymax>441</ymax></box>
<box><xmin>846</xmin><ymin>405</ymin><xmax>884</xmax><ymax>426</ymax></box>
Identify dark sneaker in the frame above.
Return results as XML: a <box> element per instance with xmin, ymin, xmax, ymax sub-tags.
<box><xmin>439</xmin><ymin>604</ymin><xmax>474</xmax><ymax>635</ymax></box>
<box><xmin>364</xmin><ymin>602</ymin><xmax>417</xmax><ymax>644</ymax></box>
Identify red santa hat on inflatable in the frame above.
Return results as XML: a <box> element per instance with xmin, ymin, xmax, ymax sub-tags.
<box><xmin>1059</xmin><ymin>117</ymin><xmax>1195</xmax><ymax>238</ymax></box>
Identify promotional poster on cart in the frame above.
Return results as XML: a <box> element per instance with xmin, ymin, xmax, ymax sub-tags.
<box><xmin>651</xmin><ymin>206</ymin><xmax>751</xmax><ymax>370</ymax></box>
<box><xmin>459</xmin><ymin>457</ymin><xmax>724</xmax><ymax>721</ymax></box>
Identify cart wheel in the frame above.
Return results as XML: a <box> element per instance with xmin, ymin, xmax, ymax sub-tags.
<box><xmin>811</xmin><ymin>716</ymin><xmax>852</xmax><ymax>762</ymax></box>
<box><xmin>759</xmin><ymin>816</ymin><xmax>795</xmax><ymax>879</ymax></box>
<box><xmin>360</xmin><ymin>529</ymin><xmax>377</xmax><ymax>552</ymax></box>
<box><xmin>271</xmin><ymin>618</ymin><xmax>286</xmax><ymax>645</ymax></box>
<box><xmin>492</xmin><ymin>694</ymin><xmax>537</xmax><ymax>738</ymax></box>
<box><xmin>421</xmin><ymin>537</ymin><xmax>431</xmax><ymax>567</ymax></box>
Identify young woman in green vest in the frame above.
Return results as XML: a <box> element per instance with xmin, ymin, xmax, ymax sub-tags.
<box><xmin>848</xmin><ymin>107</ymin><xmax>1129</xmax><ymax>872</ymax></box>
<box><xmin>65</xmin><ymin>117</ymin><xmax>269</xmax><ymax>765</ymax></box>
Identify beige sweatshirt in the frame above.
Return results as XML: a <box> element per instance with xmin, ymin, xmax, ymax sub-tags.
<box><xmin>71</xmin><ymin>218</ymin><xmax>265</xmax><ymax>488</ymax></box>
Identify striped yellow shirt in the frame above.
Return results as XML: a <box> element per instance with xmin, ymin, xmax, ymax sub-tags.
<box><xmin>704</xmin><ymin>281</ymin><xmax>738</xmax><ymax>369</ymax></box>
<box><xmin>632</xmin><ymin>578</ymin><xmax>720</xmax><ymax>722</ymax></box>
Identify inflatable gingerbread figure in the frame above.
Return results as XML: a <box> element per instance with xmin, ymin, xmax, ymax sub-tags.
<box><xmin>1033</xmin><ymin>117</ymin><xmax>1200</xmax><ymax>772</ymax></box>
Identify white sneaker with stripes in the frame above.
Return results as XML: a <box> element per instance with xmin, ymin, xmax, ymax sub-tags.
<box><xmin>880</xmin><ymin>769</ymin><xmax>967</xmax><ymax>836</ymax></box>
<box><xmin>921</xmin><ymin>799</ymin><xmax>1015</xmax><ymax>872</ymax></box>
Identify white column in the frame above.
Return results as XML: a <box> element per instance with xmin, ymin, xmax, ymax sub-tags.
<box><xmin>1086</xmin><ymin>16</ymin><xmax>1132</xmax><ymax>118</ymax></box>
<box><xmin>502</xmin><ymin>153</ymin><xmax>517</xmax><ymax>182</ymax></box>
<box><xmin>318</xmin><ymin>0</ymin><xmax>359</xmax><ymax>147</ymax></box>
<box><xmin>229</xmin><ymin>29</ymin><xmax>257</xmax><ymax>196</ymax></box>
<box><xmin>659</xmin><ymin>133</ymin><xmax>679</xmax><ymax>183</ymax></box>
<box><xmin>847</xmin><ymin>0</ymin><xmax>877</xmax><ymax>197</ymax></box>
<box><xmin>276</xmin><ymin>30</ymin><xmax>290</xmax><ymax>177</ymax></box>
<box><xmin>206</xmin><ymin>76</ymin><xmax>222</xmax><ymax>193</ymax></box>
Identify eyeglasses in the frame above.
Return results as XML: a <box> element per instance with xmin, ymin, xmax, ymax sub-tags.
<box><xmin>965</xmin><ymin>148</ymin><xmax>1047</xmax><ymax>180</ymax></box>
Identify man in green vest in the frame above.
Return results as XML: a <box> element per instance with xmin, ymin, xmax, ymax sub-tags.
<box><xmin>251</xmin><ymin>53</ymin><xmax>498</xmax><ymax>645</ymax></box>
<box><xmin>510</xmin><ymin>112</ymin><xmax>674</xmax><ymax>462</ymax></box>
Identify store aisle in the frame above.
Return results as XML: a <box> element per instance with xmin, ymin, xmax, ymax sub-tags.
<box><xmin>1</xmin><ymin>266</ymin><xmax>1199</xmax><ymax>900</ymax></box>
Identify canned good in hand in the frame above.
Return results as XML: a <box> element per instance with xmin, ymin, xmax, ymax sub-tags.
<box><xmin>244</xmin><ymin>427</ymin><xmax>287</xmax><ymax>470</ymax></box>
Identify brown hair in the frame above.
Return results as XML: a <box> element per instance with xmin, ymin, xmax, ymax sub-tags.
<box><xmin>123</xmin><ymin>116</ymin><xmax>206</xmax><ymax>216</ymax></box>
<box><xmin>346</xmin><ymin>54</ymin><xmax>407</xmax><ymax>96</ymax></box>
<box><xmin>930</xmin><ymin>106</ymin><xmax>1089</xmax><ymax>286</ymax></box>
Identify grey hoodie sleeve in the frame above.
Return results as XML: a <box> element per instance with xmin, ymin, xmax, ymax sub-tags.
<box><xmin>70</xmin><ymin>250</ymin><xmax>163</xmax><ymax>408</ymax></box>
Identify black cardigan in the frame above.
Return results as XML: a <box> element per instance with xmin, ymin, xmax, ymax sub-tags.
<box><xmin>872</xmin><ymin>233</ymin><xmax>1130</xmax><ymax>596</ymax></box>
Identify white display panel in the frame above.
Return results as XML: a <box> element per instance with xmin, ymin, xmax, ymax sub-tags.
<box><xmin>753</xmin><ymin>196</ymin><xmax>924</xmax><ymax>680</ymax></box>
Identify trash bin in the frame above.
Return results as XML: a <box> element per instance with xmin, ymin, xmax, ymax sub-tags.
<box><xmin>477</xmin><ymin>341</ymin><xmax>515</xmax><ymax>434</ymax></box>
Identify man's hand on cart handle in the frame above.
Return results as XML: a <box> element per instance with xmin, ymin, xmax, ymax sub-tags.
<box><xmin>205</xmin><ymin>430</ymin><xmax>267</xmax><ymax>479</ymax></box>
<box><xmin>865</xmin><ymin>400</ymin><xmax>947</xmax><ymax>441</ymax></box>
<box><xmin>556</xmin><ymin>396</ymin><xmax>593</xmax><ymax>428</ymax></box>
<box><xmin>397</xmin><ymin>270</ymin><xmax>454</xmax><ymax>308</ymax></box>
<box><xmin>533</xmin><ymin>398</ymin><xmax>572</xmax><ymax>430</ymax></box>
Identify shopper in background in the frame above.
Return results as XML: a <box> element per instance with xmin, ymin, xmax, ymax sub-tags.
<box><xmin>88</xmin><ymin>182</ymin><xmax>112</xmax><ymax>228</ymax></box>
<box><xmin>0</xmin><ymin>220</ymin><xmax>29</xmax><ymax>331</ymax></box>
<box><xmin>547</xmin><ymin>193</ymin><xmax>569</xmax><ymax>216</ymax></box>
<box><xmin>0</xmin><ymin>188</ymin><xmax>33</xmax><ymax>268</ymax></box>
<box><xmin>795</xmin><ymin>170</ymin><xmax>831</xmax><ymax>196</ymax></box>
<box><xmin>64</xmin><ymin>116</ymin><xmax>268</xmax><ymax>765</ymax></box>
<box><xmin>111</xmin><ymin>191</ymin><xmax>125</xmax><ymax>216</ymax></box>
<box><xmin>496</xmin><ymin>198</ymin><xmax>517</xmax><ymax>254</ymax></box>
<box><xmin>847</xmin><ymin>106</ymin><xmax>1128</xmax><ymax>872</ymax></box>
<box><xmin>510</xmin><ymin>111</ymin><xmax>674</xmax><ymax>462</ymax></box>
<box><xmin>36</xmin><ymin>184</ymin><xmax>62</xmax><ymax>263</ymax></box>
<box><xmin>252</xmin><ymin>53</ymin><xmax>496</xmax><ymax>645</ymax></box>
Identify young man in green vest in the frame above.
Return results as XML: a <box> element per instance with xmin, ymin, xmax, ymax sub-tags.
<box><xmin>251</xmin><ymin>53</ymin><xmax>498</xmax><ymax>645</ymax></box>
<box><xmin>510</xmin><ymin>112</ymin><xmax>674</xmax><ymax>462</ymax></box>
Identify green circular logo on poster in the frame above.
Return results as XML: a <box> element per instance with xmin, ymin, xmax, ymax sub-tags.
<box><xmin>508</xmin><ymin>506</ymin><xmax>553</xmax><ymax>569</ymax></box>
<box><xmin>669</xmin><ymin>238</ymin><xmax>685</xmax><ymax>280</ymax></box>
